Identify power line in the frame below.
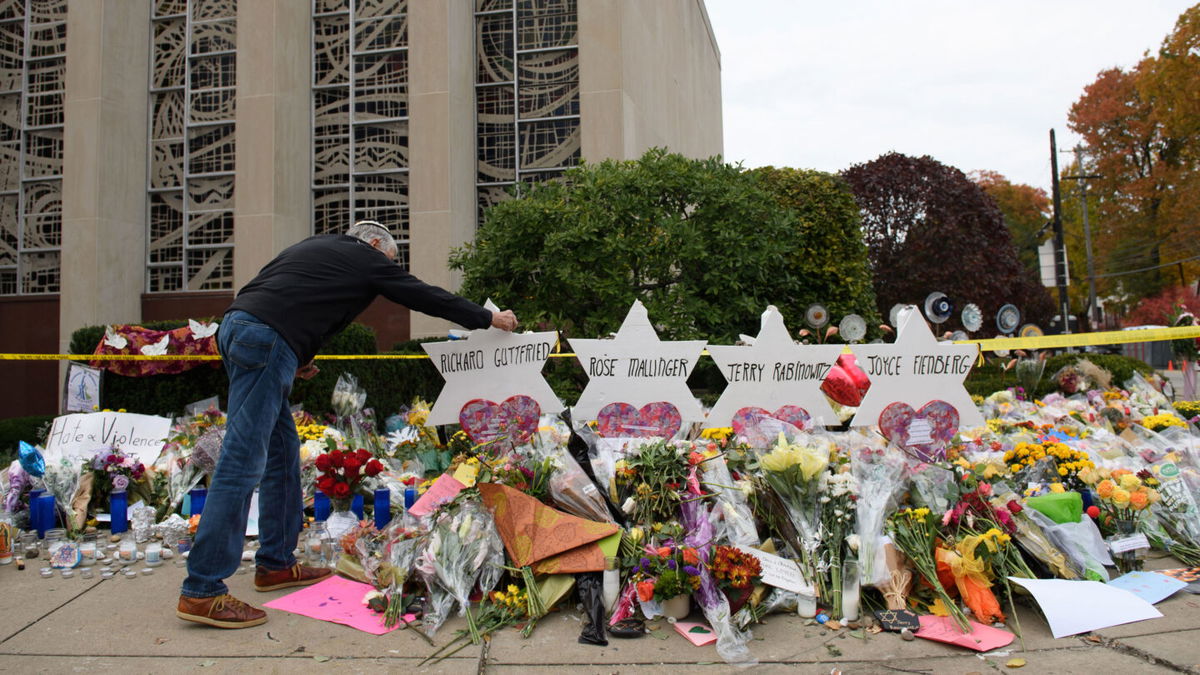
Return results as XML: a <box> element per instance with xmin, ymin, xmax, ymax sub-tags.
<box><xmin>1094</xmin><ymin>253</ymin><xmax>1200</xmax><ymax>279</ymax></box>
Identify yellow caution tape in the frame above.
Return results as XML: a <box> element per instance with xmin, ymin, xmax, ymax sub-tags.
<box><xmin>963</xmin><ymin>325</ymin><xmax>1200</xmax><ymax>352</ymax></box>
<box><xmin>2</xmin><ymin>325</ymin><xmax>1197</xmax><ymax>361</ymax></box>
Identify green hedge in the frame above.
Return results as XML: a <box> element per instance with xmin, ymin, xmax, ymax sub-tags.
<box><xmin>0</xmin><ymin>414</ymin><xmax>55</xmax><ymax>466</ymax></box>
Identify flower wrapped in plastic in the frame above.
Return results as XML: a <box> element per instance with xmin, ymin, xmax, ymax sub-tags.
<box><xmin>416</xmin><ymin>500</ymin><xmax>502</xmax><ymax>637</ymax></box>
<box><xmin>680</xmin><ymin>497</ymin><xmax>757</xmax><ymax>667</ymax></box>
<box><xmin>851</xmin><ymin>440</ymin><xmax>905</xmax><ymax>588</ymax></box>
<box><xmin>699</xmin><ymin>449</ymin><xmax>758</xmax><ymax>548</ymax></box>
<box><xmin>528</xmin><ymin>440</ymin><xmax>613</xmax><ymax>524</ymax></box>
<box><xmin>40</xmin><ymin>453</ymin><xmax>83</xmax><ymax>536</ymax></box>
<box><xmin>755</xmin><ymin>431</ymin><xmax>830</xmax><ymax>592</ymax></box>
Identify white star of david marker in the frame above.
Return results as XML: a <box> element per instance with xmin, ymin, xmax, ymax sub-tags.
<box><xmin>848</xmin><ymin>308</ymin><xmax>983</xmax><ymax>428</ymax></box>
<box><xmin>569</xmin><ymin>300</ymin><xmax>707</xmax><ymax>422</ymax></box>
<box><xmin>705</xmin><ymin>306</ymin><xmax>843</xmax><ymax>428</ymax></box>
<box><xmin>423</xmin><ymin>300</ymin><xmax>564</xmax><ymax>426</ymax></box>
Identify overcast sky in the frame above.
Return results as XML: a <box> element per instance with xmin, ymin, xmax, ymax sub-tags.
<box><xmin>704</xmin><ymin>0</ymin><xmax>1195</xmax><ymax>192</ymax></box>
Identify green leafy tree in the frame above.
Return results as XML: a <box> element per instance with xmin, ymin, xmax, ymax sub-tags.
<box><xmin>450</xmin><ymin>149</ymin><xmax>878</xmax><ymax>347</ymax></box>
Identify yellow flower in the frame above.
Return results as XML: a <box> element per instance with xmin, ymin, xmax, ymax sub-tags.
<box><xmin>1119</xmin><ymin>474</ymin><xmax>1140</xmax><ymax>491</ymax></box>
<box><xmin>1049</xmin><ymin>483</ymin><xmax>1065</xmax><ymax>493</ymax></box>
<box><xmin>1111</xmin><ymin>488</ymin><xmax>1131</xmax><ymax>506</ymax></box>
<box><xmin>1096</xmin><ymin>479</ymin><xmax>1115</xmax><ymax>499</ymax></box>
<box><xmin>1057</xmin><ymin>467</ymin><xmax>1068</xmax><ymax>477</ymax></box>
<box><xmin>700</xmin><ymin>427</ymin><xmax>733</xmax><ymax>440</ymax></box>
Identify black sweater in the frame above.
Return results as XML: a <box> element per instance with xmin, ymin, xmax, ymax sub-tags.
<box><xmin>227</xmin><ymin>234</ymin><xmax>492</xmax><ymax>364</ymax></box>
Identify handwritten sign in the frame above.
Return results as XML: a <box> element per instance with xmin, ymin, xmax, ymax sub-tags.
<box><xmin>44</xmin><ymin>412</ymin><xmax>171</xmax><ymax>465</ymax></box>
<box><xmin>849</xmin><ymin>310</ymin><xmax>983</xmax><ymax>430</ymax></box>
<box><xmin>705</xmin><ymin>306</ymin><xmax>842</xmax><ymax>429</ymax></box>
<box><xmin>737</xmin><ymin>546</ymin><xmax>814</xmax><ymax>596</ymax></box>
<box><xmin>424</xmin><ymin>300</ymin><xmax>563</xmax><ymax>426</ymax></box>
<box><xmin>569</xmin><ymin>301</ymin><xmax>706</xmax><ymax>423</ymax></box>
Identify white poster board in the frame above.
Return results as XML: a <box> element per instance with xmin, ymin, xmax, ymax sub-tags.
<box><xmin>44</xmin><ymin>412</ymin><xmax>172</xmax><ymax>465</ymax></box>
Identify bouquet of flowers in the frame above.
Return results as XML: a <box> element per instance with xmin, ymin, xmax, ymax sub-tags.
<box><xmin>819</xmin><ymin>459</ymin><xmax>858</xmax><ymax>619</ymax></box>
<box><xmin>314</xmin><ymin>446</ymin><xmax>385</xmax><ymax>502</ymax></box>
<box><xmin>415</xmin><ymin>501</ymin><xmax>503</xmax><ymax>637</ymax></box>
<box><xmin>88</xmin><ymin>447</ymin><xmax>148</xmax><ymax>510</ymax></box>
<box><xmin>887</xmin><ymin>507</ymin><xmax>970</xmax><ymax>632</ymax></box>
<box><xmin>1084</xmin><ymin>468</ymin><xmax>1160</xmax><ymax>573</ymax></box>
<box><xmin>158</xmin><ymin>409</ymin><xmax>225</xmax><ymax>519</ymax></box>
<box><xmin>852</xmin><ymin>443</ymin><xmax>905</xmax><ymax>588</ymax></box>
<box><xmin>755</xmin><ymin>431</ymin><xmax>829</xmax><ymax>593</ymax></box>
<box><xmin>708</xmin><ymin>544</ymin><xmax>762</xmax><ymax>612</ymax></box>
<box><xmin>330</xmin><ymin>373</ymin><xmax>386</xmax><ymax>457</ymax></box>
<box><xmin>615</xmin><ymin>439</ymin><xmax>691</xmax><ymax>526</ymax></box>
<box><xmin>1003</xmin><ymin>441</ymin><xmax>1095</xmax><ymax>490</ymax></box>
<box><xmin>631</xmin><ymin>543</ymin><xmax>704</xmax><ymax>605</ymax></box>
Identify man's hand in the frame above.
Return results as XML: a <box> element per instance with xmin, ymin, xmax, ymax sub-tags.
<box><xmin>490</xmin><ymin>309</ymin><xmax>518</xmax><ymax>332</ymax></box>
<box><xmin>296</xmin><ymin>361</ymin><xmax>320</xmax><ymax>380</ymax></box>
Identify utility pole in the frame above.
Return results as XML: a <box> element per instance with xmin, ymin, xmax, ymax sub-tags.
<box><xmin>1049</xmin><ymin>130</ymin><xmax>1072</xmax><ymax>334</ymax></box>
<box><xmin>1063</xmin><ymin>145</ymin><xmax>1103</xmax><ymax>329</ymax></box>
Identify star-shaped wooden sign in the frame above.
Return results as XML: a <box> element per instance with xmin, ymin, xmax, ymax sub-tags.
<box><xmin>847</xmin><ymin>309</ymin><xmax>982</xmax><ymax>440</ymax></box>
<box><xmin>423</xmin><ymin>300</ymin><xmax>564</xmax><ymax>426</ymax></box>
<box><xmin>705</xmin><ymin>306</ymin><xmax>843</xmax><ymax>430</ymax></box>
<box><xmin>568</xmin><ymin>300</ymin><xmax>707</xmax><ymax>424</ymax></box>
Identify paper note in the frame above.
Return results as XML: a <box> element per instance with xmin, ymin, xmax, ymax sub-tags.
<box><xmin>1108</xmin><ymin>534</ymin><xmax>1150</xmax><ymax>554</ymax></box>
<box><xmin>738</xmin><ymin>546</ymin><xmax>813</xmax><ymax>595</ymax></box>
<box><xmin>1009</xmin><ymin>577</ymin><xmax>1162</xmax><ymax>638</ymax></box>
<box><xmin>673</xmin><ymin>621</ymin><xmax>718</xmax><ymax>646</ymax></box>
<box><xmin>262</xmin><ymin>576</ymin><xmax>399</xmax><ymax>635</ymax></box>
<box><xmin>914</xmin><ymin>615</ymin><xmax>1014</xmax><ymax>651</ymax></box>
<box><xmin>407</xmin><ymin>474</ymin><xmax>466</xmax><ymax>517</ymax></box>
<box><xmin>452</xmin><ymin>462</ymin><xmax>479</xmax><ymax>488</ymax></box>
<box><xmin>1108</xmin><ymin>571</ymin><xmax>1188</xmax><ymax>604</ymax></box>
<box><xmin>245</xmin><ymin>490</ymin><xmax>259</xmax><ymax>537</ymax></box>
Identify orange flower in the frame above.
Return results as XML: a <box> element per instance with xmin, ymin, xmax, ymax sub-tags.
<box><xmin>1096</xmin><ymin>479</ymin><xmax>1116</xmax><ymax>500</ymax></box>
<box><xmin>1129</xmin><ymin>490</ymin><xmax>1150</xmax><ymax>510</ymax></box>
<box><xmin>681</xmin><ymin>548</ymin><xmax>700</xmax><ymax>566</ymax></box>
<box><xmin>636</xmin><ymin>580</ymin><xmax>656</xmax><ymax>602</ymax></box>
<box><xmin>656</xmin><ymin>546</ymin><xmax>671</xmax><ymax>557</ymax></box>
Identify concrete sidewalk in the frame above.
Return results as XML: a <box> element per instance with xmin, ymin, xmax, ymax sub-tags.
<box><xmin>2</xmin><ymin>550</ymin><xmax>1198</xmax><ymax>674</ymax></box>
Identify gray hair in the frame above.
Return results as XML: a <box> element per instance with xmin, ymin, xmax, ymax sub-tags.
<box><xmin>347</xmin><ymin>220</ymin><xmax>398</xmax><ymax>257</ymax></box>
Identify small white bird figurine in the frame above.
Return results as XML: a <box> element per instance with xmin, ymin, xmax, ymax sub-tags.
<box><xmin>140</xmin><ymin>334</ymin><xmax>170</xmax><ymax>356</ymax></box>
<box><xmin>189</xmin><ymin>318</ymin><xmax>219</xmax><ymax>339</ymax></box>
<box><xmin>103</xmin><ymin>326</ymin><xmax>128</xmax><ymax>350</ymax></box>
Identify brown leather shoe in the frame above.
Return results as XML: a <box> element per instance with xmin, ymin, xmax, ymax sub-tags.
<box><xmin>254</xmin><ymin>562</ymin><xmax>333</xmax><ymax>592</ymax></box>
<box><xmin>176</xmin><ymin>594</ymin><xmax>267</xmax><ymax>629</ymax></box>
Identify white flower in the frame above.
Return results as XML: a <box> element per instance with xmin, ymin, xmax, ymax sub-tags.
<box><xmin>362</xmin><ymin>590</ymin><xmax>384</xmax><ymax>606</ymax></box>
<box><xmin>621</xmin><ymin>497</ymin><xmax>637</xmax><ymax>514</ymax></box>
<box><xmin>846</xmin><ymin>534</ymin><xmax>860</xmax><ymax>552</ymax></box>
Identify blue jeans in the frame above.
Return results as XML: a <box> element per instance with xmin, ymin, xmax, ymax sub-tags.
<box><xmin>181</xmin><ymin>310</ymin><xmax>303</xmax><ymax>598</ymax></box>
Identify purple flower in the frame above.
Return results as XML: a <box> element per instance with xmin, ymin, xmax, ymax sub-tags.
<box><xmin>112</xmin><ymin>474</ymin><xmax>129</xmax><ymax>492</ymax></box>
<box><xmin>666</xmin><ymin>559</ymin><xmax>677</xmax><ymax>570</ymax></box>
<box><xmin>682</xmin><ymin>565</ymin><xmax>700</xmax><ymax>577</ymax></box>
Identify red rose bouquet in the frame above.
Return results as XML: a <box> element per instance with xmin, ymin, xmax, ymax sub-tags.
<box><xmin>315</xmin><ymin>448</ymin><xmax>384</xmax><ymax>501</ymax></box>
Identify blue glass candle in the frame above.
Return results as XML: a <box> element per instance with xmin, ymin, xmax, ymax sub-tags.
<box><xmin>404</xmin><ymin>487</ymin><xmax>417</xmax><ymax>509</ymax></box>
<box><xmin>27</xmin><ymin>489</ymin><xmax>45</xmax><ymax>532</ymax></box>
<box><xmin>110</xmin><ymin>490</ymin><xmax>128</xmax><ymax>535</ymax></box>
<box><xmin>351</xmin><ymin>494</ymin><xmax>364</xmax><ymax>520</ymax></box>
<box><xmin>313</xmin><ymin>492</ymin><xmax>330</xmax><ymax>522</ymax></box>
<box><xmin>188</xmin><ymin>488</ymin><xmax>207</xmax><ymax>515</ymax></box>
<box><xmin>35</xmin><ymin>494</ymin><xmax>55</xmax><ymax>538</ymax></box>
<box><xmin>373</xmin><ymin>488</ymin><xmax>390</xmax><ymax>530</ymax></box>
